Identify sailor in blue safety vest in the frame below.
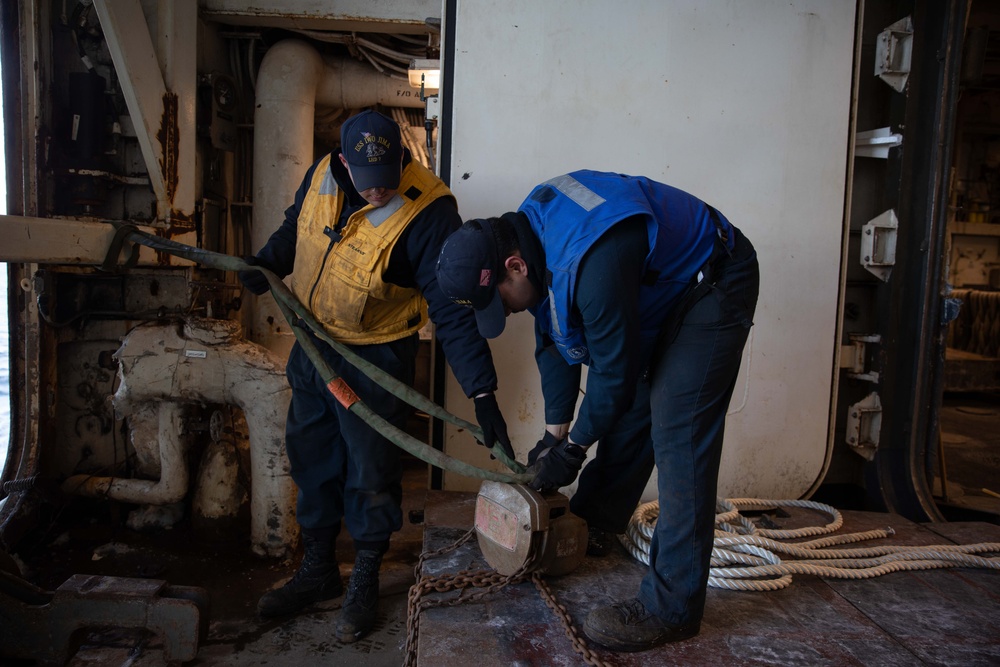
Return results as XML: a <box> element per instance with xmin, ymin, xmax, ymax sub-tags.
<box><xmin>435</xmin><ymin>170</ymin><xmax>760</xmax><ymax>653</ymax></box>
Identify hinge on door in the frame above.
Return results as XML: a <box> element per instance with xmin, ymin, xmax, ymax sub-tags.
<box><xmin>875</xmin><ymin>16</ymin><xmax>913</xmax><ymax>93</ymax></box>
<box><xmin>840</xmin><ymin>333</ymin><xmax>881</xmax><ymax>383</ymax></box>
<box><xmin>846</xmin><ymin>392</ymin><xmax>882</xmax><ymax>461</ymax></box>
<box><xmin>861</xmin><ymin>209</ymin><xmax>898</xmax><ymax>282</ymax></box>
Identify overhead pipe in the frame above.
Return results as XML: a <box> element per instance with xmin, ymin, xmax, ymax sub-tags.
<box><xmin>250</xmin><ymin>39</ymin><xmax>424</xmax><ymax>356</ymax></box>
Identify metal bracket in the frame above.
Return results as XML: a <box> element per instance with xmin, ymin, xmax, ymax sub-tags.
<box><xmin>0</xmin><ymin>573</ymin><xmax>208</xmax><ymax>663</ymax></box>
<box><xmin>840</xmin><ymin>333</ymin><xmax>881</xmax><ymax>383</ymax></box>
<box><xmin>855</xmin><ymin>127</ymin><xmax>903</xmax><ymax>159</ymax></box>
<box><xmin>846</xmin><ymin>392</ymin><xmax>882</xmax><ymax>461</ymax></box>
<box><xmin>861</xmin><ymin>209</ymin><xmax>898</xmax><ymax>281</ymax></box>
<box><xmin>875</xmin><ymin>16</ymin><xmax>913</xmax><ymax>93</ymax></box>
<box><xmin>425</xmin><ymin>94</ymin><xmax>440</xmax><ymax>122</ymax></box>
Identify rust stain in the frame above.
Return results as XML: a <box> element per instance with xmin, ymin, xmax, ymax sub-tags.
<box><xmin>167</xmin><ymin>209</ymin><xmax>195</xmax><ymax>234</ymax></box>
<box><xmin>153</xmin><ymin>229</ymin><xmax>171</xmax><ymax>265</ymax></box>
<box><xmin>157</xmin><ymin>92</ymin><xmax>179</xmax><ymax>206</ymax></box>
<box><xmin>153</xmin><ymin>93</ymin><xmax>196</xmax><ymax>236</ymax></box>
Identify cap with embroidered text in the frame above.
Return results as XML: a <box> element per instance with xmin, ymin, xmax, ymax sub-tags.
<box><xmin>340</xmin><ymin>110</ymin><xmax>402</xmax><ymax>192</ymax></box>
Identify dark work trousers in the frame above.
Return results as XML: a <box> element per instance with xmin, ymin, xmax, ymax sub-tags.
<box><xmin>638</xmin><ymin>226</ymin><xmax>759</xmax><ymax>627</ymax></box>
<box><xmin>283</xmin><ymin>328</ymin><xmax>418</xmax><ymax>549</ymax></box>
<box><xmin>570</xmin><ymin>380</ymin><xmax>654</xmax><ymax>534</ymax></box>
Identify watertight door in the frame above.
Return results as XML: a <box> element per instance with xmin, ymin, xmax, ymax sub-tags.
<box><xmin>440</xmin><ymin>0</ymin><xmax>858</xmax><ymax>502</ymax></box>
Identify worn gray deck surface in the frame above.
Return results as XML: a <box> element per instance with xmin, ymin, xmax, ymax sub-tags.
<box><xmin>415</xmin><ymin>491</ymin><xmax>1000</xmax><ymax>667</ymax></box>
<box><xmin>36</xmin><ymin>474</ymin><xmax>998</xmax><ymax>666</ymax></box>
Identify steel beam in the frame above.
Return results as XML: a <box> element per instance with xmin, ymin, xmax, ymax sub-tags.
<box><xmin>0</xmin><ymin>214</ymin><xmax>161</xmax><ymax>266</ymax></box>
<box><xmin>92</xmin><ymin>0</ymin><xmax>197</xmax><ymax>227</ymax></box>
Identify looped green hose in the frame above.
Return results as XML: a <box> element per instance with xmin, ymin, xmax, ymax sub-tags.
<box><xmin>115</xmin><ymin>225</ymin><xmax>530</xmax><ymax>483</ymax></box>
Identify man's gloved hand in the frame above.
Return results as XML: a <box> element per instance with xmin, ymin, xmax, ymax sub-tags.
<box><xmin>474</xmin><ymin>393</ymin><xmax>515</xmax><ymax>461</ymax></box>
<box><xmin>238</xmin><ymin>256</ymin><xmax>272</xmax><ymax>295</ymax></box>
<box><xmin>530</xmin><ymin>438</ymin><xmax>587</xmax><ymax>492</ymax></box>
<box><xmin>527</xmin><ymin>431</ymin><xmax>563</xmax><ymax>466</ymax></box>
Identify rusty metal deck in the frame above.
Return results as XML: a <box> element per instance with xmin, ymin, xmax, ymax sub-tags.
<box><xmin>11</xmin><ymin>464</ymin><xmax>999</xmax><ymax>666</ymax></box>
<box><xmin>414</xmin><ymin>491</ymin><xmax>1000</xmax><ymax>667</ymax></box>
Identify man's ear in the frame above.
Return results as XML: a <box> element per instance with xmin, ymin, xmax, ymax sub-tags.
<box><xmin>504</xmin><ymin>255</ymin><xmax>527</xmax><ymax>276</ymax></box>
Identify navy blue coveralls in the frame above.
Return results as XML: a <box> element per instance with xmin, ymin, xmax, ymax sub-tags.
<box><xmin>520</xmin><ymin>170</ymin><xmax>759</xmax><ymax>627</ymax></box>
<box><xmin>252</xmin><ymin>150</ymin><xmax>498</xmax><ymax>553</ymax></box>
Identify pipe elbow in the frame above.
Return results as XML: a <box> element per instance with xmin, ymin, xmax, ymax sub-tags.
<box><xmin>255</xmin><ymin>39</ymin><xmax>324</xmax><ymax>106</ymax></box>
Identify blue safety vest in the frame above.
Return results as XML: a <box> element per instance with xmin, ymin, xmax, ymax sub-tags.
<box><xmin>519</xmin><ymin>170</ymin><xmax>730</xmax><ymax>365</ymax></box>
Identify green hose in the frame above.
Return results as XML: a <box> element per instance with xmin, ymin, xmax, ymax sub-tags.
<box><xmin>114</xmin><ymin>225</ymin><xmax>530</xmax><ymax>483</ymax></box>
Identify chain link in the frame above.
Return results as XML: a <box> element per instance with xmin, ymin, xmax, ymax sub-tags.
<box><xmin>403</xmin><ymin>527</ymin><xmax>612</xmax><ymax>667</ymax></box>
<box><xmin>531</xmin><ymin>573</ymin><xmax>615</xmax><ymax>667</ymax></box>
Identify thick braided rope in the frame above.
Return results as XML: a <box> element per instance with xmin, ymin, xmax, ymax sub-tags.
<box><xmin>620</xmin><ymin>498</ymin><xmax>1000</xmax><ymax>591</ymax></box>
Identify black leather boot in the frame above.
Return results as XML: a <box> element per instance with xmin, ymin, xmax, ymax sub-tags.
<box><xmin>586</xmin><ymin>527</ymin><xmax>620</xmax><ymax>557</ymax></box>
<box><xmin>335</xmin><ymin>549</ymin><xmax>383</xmax><ymax>643</ymax></box>
<box><xmin>584</xmin><ymin>598</ymin><xmax>700</xmax><ymax>652</ymax></box>
<box><xmin>257</xmin><ymin>527</ymin><xmax>343</xmax><ymax>618</ymax></box>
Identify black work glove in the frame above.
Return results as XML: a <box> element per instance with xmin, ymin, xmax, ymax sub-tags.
<box><xmin>530</xmin><ymin>438</ymin><xmax>587</xmax><ymax>492</ymax></box>
<box><xmin>474</xmin><ymin>393</ymin><xmax>515</xmax><ymax>462</ymax></box>
<box><xmin>238</xmin><ymin>256</ymin><xmax>272</xmax><ymax>295</ymax></box>
<box><xmin>527</xmin><ymin>431</ymin><xmax>563</xmax><ymax>466</ymax></box>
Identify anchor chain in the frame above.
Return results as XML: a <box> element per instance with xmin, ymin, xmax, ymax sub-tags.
<box><xmin>531</xmin><ymin>572</ymin><xmax>614</xmax><ymax>667</ymax></box>
<box><xmin>403</xmin><ymin>528</ymin><xmax>613</xmax><ymax>667</ymax></box>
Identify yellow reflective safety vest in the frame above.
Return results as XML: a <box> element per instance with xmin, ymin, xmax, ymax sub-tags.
<box><xmin>290</xmin><ymin>154</ymin><xmax>455</xmax><ymax>344</ymax></box>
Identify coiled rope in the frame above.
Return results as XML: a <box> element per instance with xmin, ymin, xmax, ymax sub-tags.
<box><xmin>620</xmin><ymin>498</ymin><xmax>1000</xmax><ymax>591</ymax></box>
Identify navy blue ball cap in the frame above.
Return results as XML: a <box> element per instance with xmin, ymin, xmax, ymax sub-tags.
<box><xmin>340</xmin><ymin>110</ymin><xmax>402</xmax><ymax>191</ymax></box>
<box><xmin>436</xmin><ymin>218</ymin><xmax>507</xmax><ymax>339</ymax></box>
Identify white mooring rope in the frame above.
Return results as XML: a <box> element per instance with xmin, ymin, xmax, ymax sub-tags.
<box><xmin>619</xmin><ymin>498</ymin><xmax>1000</xmax><ymax>591</ymax></box>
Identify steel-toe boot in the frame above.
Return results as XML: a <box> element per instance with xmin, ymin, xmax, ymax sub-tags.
<box><xmin>257</xmin><ymin>528</ymin><xmax>342</xmax><ymax>617</ymax></box>
<box><xmin>586</xmin><ymin>527</ymin><xmax>619</xmax><ymax>556</ymax></box>
<box><xmin>335</xmin><ymin>549</ymin><xmax>383</xmax><ymax>643</ymax></box>
<box><xmin>583</xmin><ymin>597</ymin><xmax>700</xmax><ymax>652</ymax></box>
